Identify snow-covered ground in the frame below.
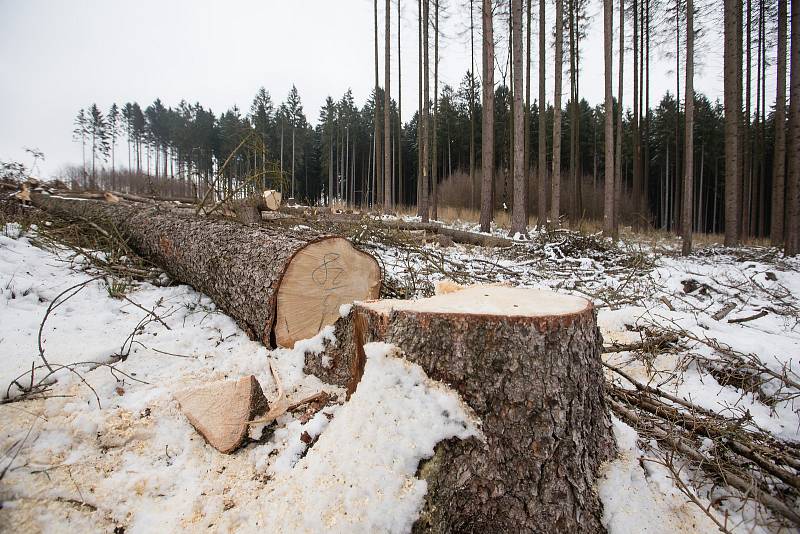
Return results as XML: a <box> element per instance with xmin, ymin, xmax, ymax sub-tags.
<box><xmin>1</xmin><ymin>219</ymin><xmax>799</xmax><ymax>533</ymax></box>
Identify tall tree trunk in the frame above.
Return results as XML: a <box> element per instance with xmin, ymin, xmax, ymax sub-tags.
<box><xmin>724</xmin><ymin>0</ymin><xmax>741</xmax><ymax>246</ymax></box>
<box><xmin>398</xmin><ymin>0</ymin><xmax>403</xmax><ymax>207</ymax></box>
<box><xmin>603</xmin><ymin>0</ymin><xmax>616</xmax><ymax>237</ymax></box>
<box><xmin>643</xmin><ymin>0</ymin><xmax>651</xmax><ymax>225</ymax></box>
<box><xmin>742</xmin><ymin>0</ymin><xmax>752</xmax><ymax>239</ymax></box>
<box><xmin>538</xmin><ymin>0</ymin><xmax>548</xmax><ymax>225</ymax></box>
<box><xmin>681</xmin><ymin>0</ymin><xmax>694</xmax><ymax>256</ymax></box>
<box><xmin>551</xmin><ymin>0</ymin><xmax>564</xmax><ymax>224</ymax></box>
<box><xmin>614</xmin><ymin>0</ymin><xmax>624</xmax><ymax>237</ymax></box>
<box><xmin>772</xmin><ymin>0</ymin><xmax>787</xmax><ymax>246</ymax></box>
<box><xmin>385</xmin><ymin>0</ymin><xmax>392</xmax><ymax>209</ymax></box>
<box><xmin>787</xmin><ymin>0</ymin><xmax>800</xmax><ymax>255</ymax></box>
<box><xmin>510</xmin><ymin>0</ymin><xmax>526</xmax><ymax>236</ymax></box>
<box><xmin>480</xmin><ymin>0</ymin><xmax>494</xmax><ymax>232</ymax></box>
<box><xmin>525</xmin><ymin>0</ymin><xmax>531</xmax><ymax>222</ymax></box>
<box><xmin>375</xmin><ymin>0</ymin><xmax>382</xmax><ymax>208</ymax></box>
<box><xmin>432</xmin><ymin>0</ymin><xmax>440</xmax><ymax>220</ymax></box>
<box><xmin>632</xmin><ymin>0</ymin><xmax>641</xmax><ymax>227</ymax></box>
<box><xmin>418</xmin><ymin>0</ymin><xmax>425</xmax><ymax>214</ymax></box>
<box><xmin>470</xmin><ymin>0</ymin><xmax>477</xmax><ymax>210</ymax></box>
<box><xmin>422</xmin><ymin>0</ymin><xmax>432</xmax><ymax>222</ymax></box>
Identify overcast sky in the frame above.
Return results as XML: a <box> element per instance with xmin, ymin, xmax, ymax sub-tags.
<box><xmin>1</xmin><ymin>0</ymin><xmax>738</xmax><ymax>178</ymax></box>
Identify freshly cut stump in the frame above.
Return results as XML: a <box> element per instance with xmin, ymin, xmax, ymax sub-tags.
<box><xmin>31</xmin><ymin>193</ymin><xmax>381</xmax><ymax>347</ymax></box>
<box><xmin>312</xmin><ymin>285</ymin><xmax>616</xmax><ymax>532</ymax></box>
<box><xmin>175</xmin><ymin>375</ymin><xmax>268</xmax><ymax>454</ymax></box>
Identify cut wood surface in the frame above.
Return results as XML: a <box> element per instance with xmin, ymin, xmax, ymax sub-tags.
<box><xmin>307</xmin><ymin>285</ymin><xmax>616</xmax><ymax>531</ymax></box>
<box><xmin>31</xmin><ymin>193</ymin><xmax>381</xmax><ymax>348</ymax></box>
<box><xmin>175</xmin><ymin>375</ymin><xmax>268</xmax><ymax>454</ymax></box>
<box><xmin>262</xmin><ymin>189</ymin><xmax>282</xmax><ymax>211</ymax></box>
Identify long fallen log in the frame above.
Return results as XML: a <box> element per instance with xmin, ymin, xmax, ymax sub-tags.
<box><xmin>31</xmin><ymin>193</ymin><xmax>381</xmax><ymax>348</ymax></box>
<box><xmin>307</xmin><ymin>285</ymin><xmax>616</xmax><ymax>531</ymax></box>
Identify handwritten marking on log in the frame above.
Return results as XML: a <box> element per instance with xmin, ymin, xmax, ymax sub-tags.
<box><xmin>275</xmin><ymin>238</ymin><xmax>380</xmax><ymax>348</ymax></box>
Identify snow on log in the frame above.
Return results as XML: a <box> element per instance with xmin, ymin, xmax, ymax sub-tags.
<box><xmin>174</xmin><ymin>375</ymin><xmax>268</xmax><ymax>453</ymax></box>
<box><xmin>31</xmin><ymin>193</ymin><xmax>381</xmax><ymax>348</ymax></box>
<box><xmin>307</xmin><ymin>285</ymin><xmax>616</xmax><ymax>531</ymax></box>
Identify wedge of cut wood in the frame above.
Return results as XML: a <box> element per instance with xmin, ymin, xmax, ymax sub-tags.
<box><xmin>175</xmin><ymin>375</ymin><xmax>268</xmax><ymax>454</ymax></box>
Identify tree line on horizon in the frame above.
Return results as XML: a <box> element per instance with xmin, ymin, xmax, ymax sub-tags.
<box><xmin>68</xmin><ymin>0</ymin><xmax>797</xmax><ymax>256</ymax></box>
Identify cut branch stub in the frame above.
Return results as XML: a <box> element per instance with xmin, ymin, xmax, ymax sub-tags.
<box><xmin>311</xmin><ymin>285</ymin><xmax>616</xmax><ymax>531</ymax></box>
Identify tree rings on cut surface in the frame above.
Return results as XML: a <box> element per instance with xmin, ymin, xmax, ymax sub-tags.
<box><xmin>274</xmin><ymin>237</ymin><xmax>381</xmax><ymax>348</ymax></box>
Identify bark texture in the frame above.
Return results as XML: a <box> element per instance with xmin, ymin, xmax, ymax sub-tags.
<box><xmin>603</xmin><ymin>0</ymin><xmax>615</xmax><ymax>237</ymax></box>
<box><xmin>310</xmin><ymin>287</ymin><xmax>615</xmax><ymax>531</ymax></box>
<box><xmin>480</xmin><ymin>0</ymin><xmax>495</xmax><ymax>232</ymax></box>
<box><xmin>510</xmin><ymin>0</ymin><xmax>526</xmax><ymax>236</ymax></box>
<box><xmin>771</xmin><ymin>0</ymin><xmax>787</xmax><ymax>246</ymax></box>
<box><xmin>31</xmin><ymin>194</ymin><xmax>380</xmax><ymax>348</ymax></box>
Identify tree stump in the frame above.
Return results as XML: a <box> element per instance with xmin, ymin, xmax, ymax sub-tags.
<box><xmin>309</xmin><ymin>285</ymin><xmax>616</xmax><ymax>531</ymax></box>
<box><xmin>31</xmin><ymin>193</ymin><xmax>381</xmax><ymax>348</ymax></box>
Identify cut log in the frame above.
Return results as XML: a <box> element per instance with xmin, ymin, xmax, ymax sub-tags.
<box><xmin>175</xmin><ymin>375</ymin><xmax>268</xmax><ymax>453</ymax></box>
<box><xmin>31</xmin><ymin>193</ymin><xmax>381</xmax><ymax>348</ymax></box>
<box><xmin>262</xmin><ymin>189</ymin><xmax>282</xmax><ymax>211</ymax></box>
<box><xmin>307</xmin><ymin>285</ymin><xmax>616</xmax><ymax>531</ymax></box>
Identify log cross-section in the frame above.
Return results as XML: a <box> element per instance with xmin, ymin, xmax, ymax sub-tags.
<box><xmin>31</xmin><ymin>193</ymin><xmax>381</xmax><ymax>348</ymax></box>
<box><xmin>308</xmin><ymin>285</ymin><xmax>616</xmax><ymax>531</ymax></box>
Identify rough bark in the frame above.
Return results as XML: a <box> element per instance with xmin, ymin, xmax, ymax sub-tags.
<box><xmin>787</xmin><ymin>0</ymin><xmax>800</xmax><ymax>256</ymax></box>
<box><xmin>30</xmin><ymin>194</ymin><xmax>381</xmax><ymax>349</ymax></box>
<box><xmin>538</xmin><ymin>0</ymin><xmax>548</xmax><ymax>226</ymax></box>
<box><xmin>480</xmin><ymin>0</ymin><xmax>495</xmax><ymax>232</ymax></box>
<box><xmin>510</xmin><ymin>0</ymin><xmax>527</xmax><ymax>236</ymax></box>
<box><xmin>724</xmin><ymin>0</ymin><xmax>741</xmax><ymax>246</ymax></box>
<box><xmin>312</xmin><ymin>286</ymin><xmax>615</xmax><ymax>531</ymax></box>
<box><xmin>603</xmin><ymin>0</ymin><xmax>616</xmax><ymax>237</ymax></box>
<box><xmin>552</xmin><ymin>0</ymin><xmax>564</xmax><ymax>225</ymax></box>
<box><xmin>681</xmin><ymin>0</ymin><xmax>694</xmax><ymax>256</ymax></box>
<box><xmin>385</xmin><ymin>0</ymin><xmax>392</xmax><ymax>209</ymax></box>
<box><xmin>375</xmin><ymin>0</ymin><xmax>383</xmax><ymax>207</ymax></box>
<box><xmin>614</xmin><ymin>0</ymin><xmax>624</xmax><ymax>237</ymax></box>
<box><xmin>422</xmin><ymin>0</ymin><xmax>432</xmax><ymax>223</ymax></box>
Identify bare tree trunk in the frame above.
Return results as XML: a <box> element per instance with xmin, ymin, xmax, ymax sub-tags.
<box><xmin>422</xmin><ymin>0</ymin><xmax>432</xmax><ymax>222</ymax></box>
<box><xmin>538</xmin><ymin>0</ymin><xmax>548</xmax><ymax>225</ymax></box>
<box><xmin>418</xmin><ymin>0</ymin><xmax>425</xmax><ymax>215</ymax></box>
<box><xmin>524</xmin><ymin>0</ymin><xmax>531</xmax><ymax>222</ymax></box>
<box><xmin>787</xmin><ymin>0</ymin><xmax>800</xmax><ymax>255</ymax></box>
<box><xmin>614</xmin><ymin>0</ymin><xmax>624</xmax><ymax>237</ymax></box>
<box><xmin>398</xmin><ymin>0</ymin><xmax>403</xmax><ymax>207</ymax></box>
<box><xmin>724</xmin><ymin>0</ymin><xmax>741</xmax><ymax>246</ymax></box>
<box><xmin>470</xmin><ymin>0</ymin><xmax>477</xmax><ymax>210</ymax></box>
<box><xmin>432</xmin><ymin>0</ymin><xmax>440</xmax><ymax>220</ymax></box>
<box><xmin>551</xmin><ymin>0</ymin><xmax>564</xmax><ymax>225</ymax></box>
<box><xmin>510</xmin><ymin>0</ymin><xmax>526</xmax><ymax>236</ymax></box>
<box><xmin>772</xmin><ymin>0</ymin><xmax>787</xmax><ymax>246</ymax></box>
<box><xmin>681</xmin><ymin>0</ymin><xmax>694</xmax><ymax>256</ymax></box>
<box><xmin>385</xmin><ymin>0</ymin><xmax>392</xmax><ymax>209</ymax></box>
<box><xmin>479</xmin><ymin>0</ymin><xmax>495</xmax><ymax>232</ymax></box>
<box><xmin>603</xmin><ymin>0</ymin><xmax>616</xmax><ymax>237</ymax></box>
<box><xmin>632</xmin><ymin>0</ymin><xmax>641</xmax><ymax>227</ymax></box>
<box><xmin>375</xmin><ymin>0</ymin><xmax>382</xmax><ymax>208</ymax></box>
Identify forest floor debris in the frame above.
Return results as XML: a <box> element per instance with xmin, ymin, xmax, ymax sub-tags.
<box><xmin>1</xmin><ymin>204</ymin><xmax>799</xmax><ymax>532</ymax></box>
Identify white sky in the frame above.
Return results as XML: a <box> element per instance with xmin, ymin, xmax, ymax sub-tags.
<box><xmin>0</xmin><ymin>0</ymin><xmax>740</xmax><ymax>178</ymax></box>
